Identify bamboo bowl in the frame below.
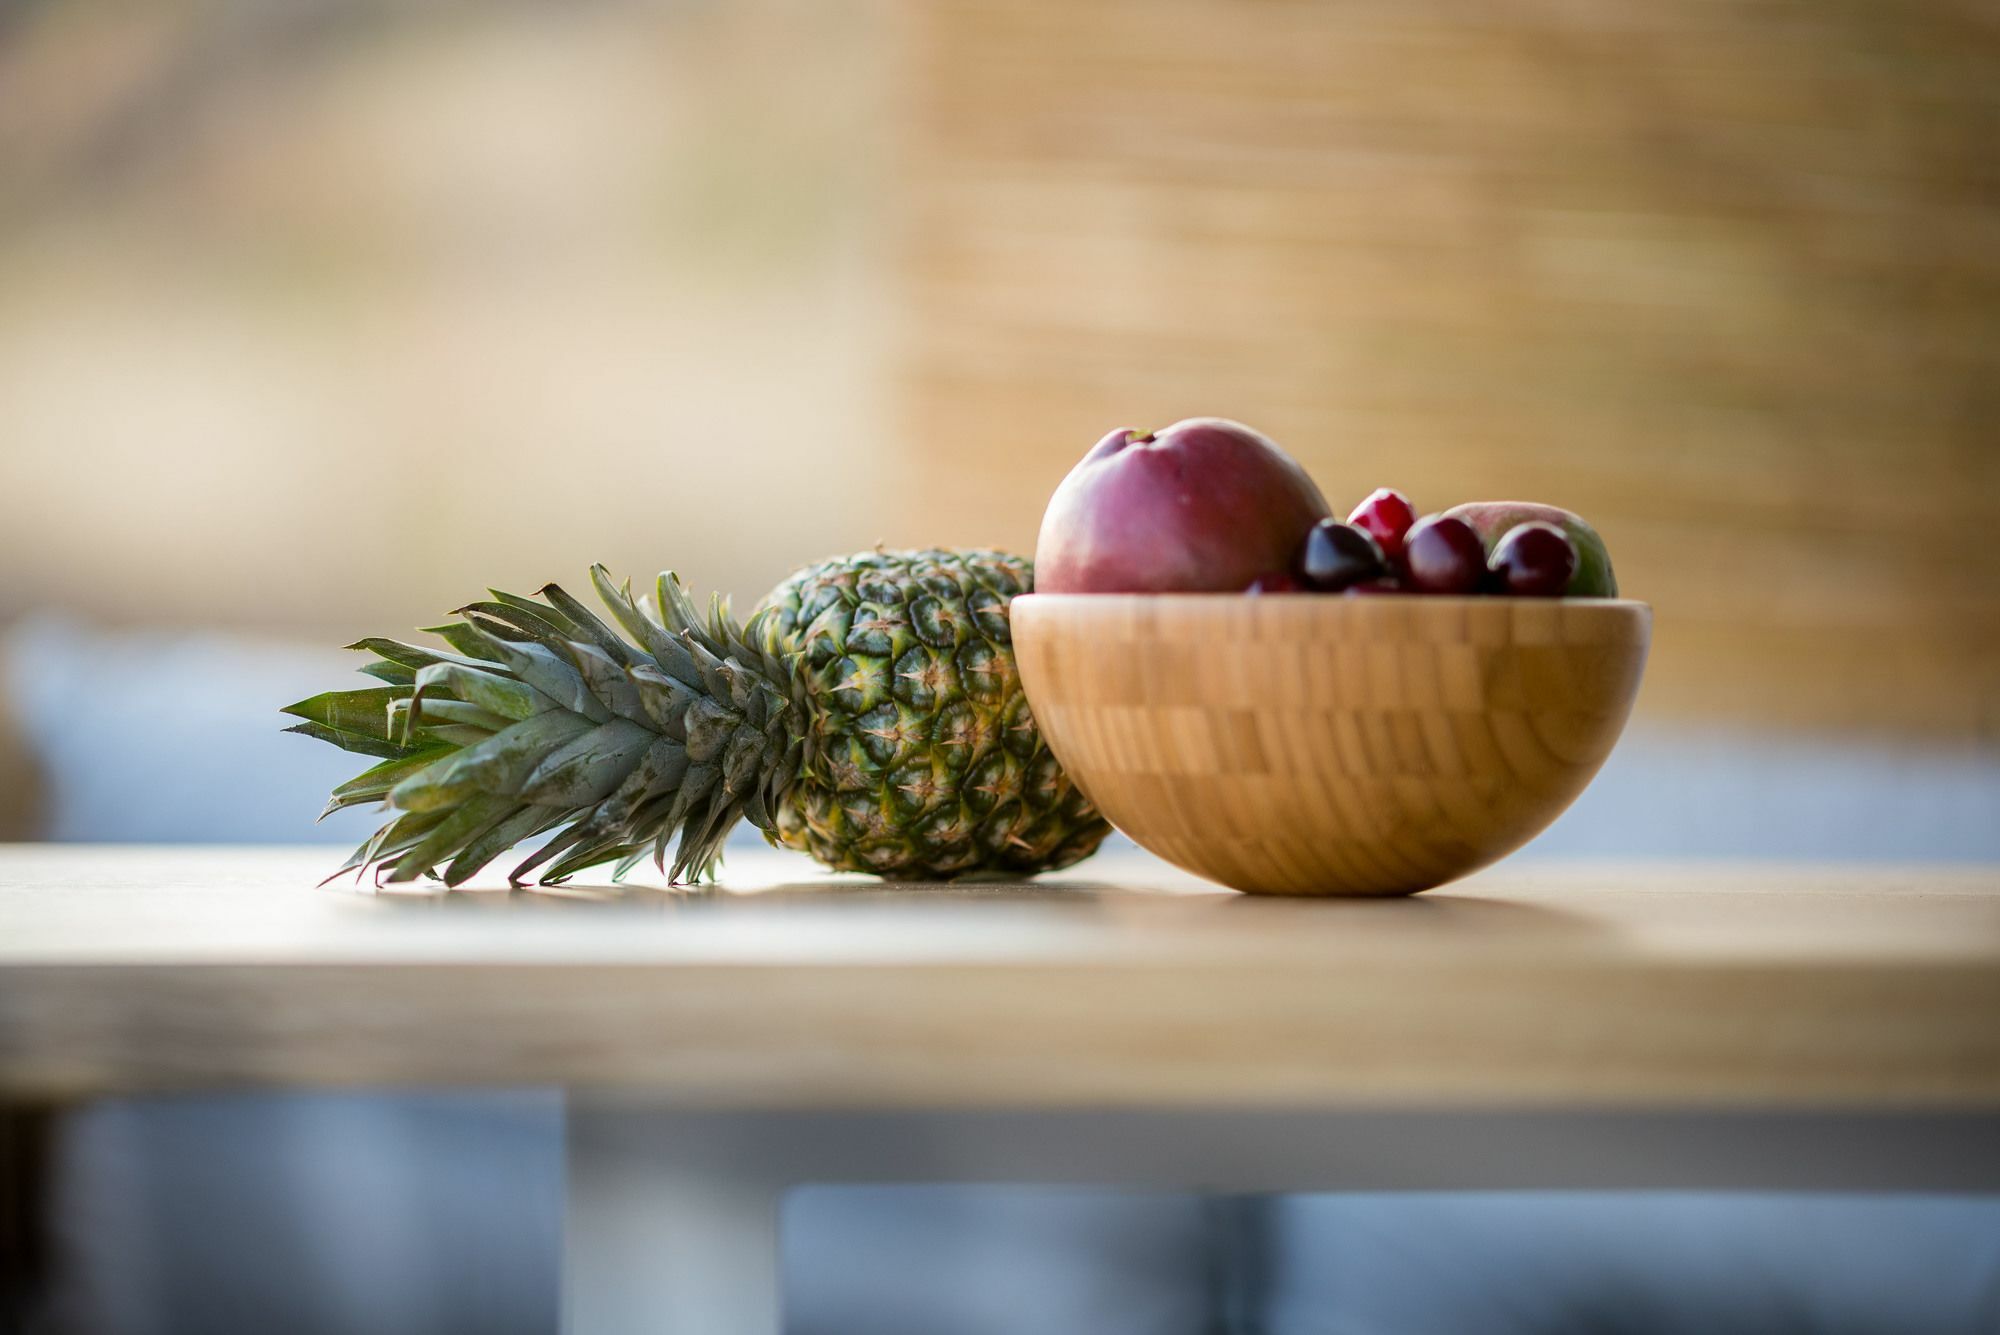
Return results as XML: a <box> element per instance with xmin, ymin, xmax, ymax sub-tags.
<box><xmin>1012</xmin><ymin>594</ymin><xmax>1651</xmax><ymax>896</ymax></box>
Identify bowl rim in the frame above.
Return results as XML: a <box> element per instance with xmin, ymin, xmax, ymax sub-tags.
<box><xmin>1015</xmin><ymin>592</ymin><xmax>1650</xmax><ymax>612</ymax></box>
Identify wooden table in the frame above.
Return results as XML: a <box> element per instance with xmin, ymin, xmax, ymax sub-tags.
<box><xmin>3</xmin><ymin>845</ymin><xmax>1998</xmax><ymax>1332</ymax></box>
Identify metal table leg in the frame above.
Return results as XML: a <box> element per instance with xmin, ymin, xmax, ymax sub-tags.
<box><xmin>563</xmin><ymin>1105</ymin><xmax>2000</xmax><ymax>1334</ymax></box>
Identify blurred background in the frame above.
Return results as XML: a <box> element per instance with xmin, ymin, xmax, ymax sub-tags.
<box><xmin>2</xmin><ymin>0</ymin><xmax>1997</xmax><ymax>856</ymax></box>
<box><xmin>2</xmin><ymin>0</ymin><xmax>1997</xmax><ymax>1331</ymax></box>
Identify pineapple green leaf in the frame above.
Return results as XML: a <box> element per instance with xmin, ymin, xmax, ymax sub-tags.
<box><xmin>320</xmin><ymin>806</ymin><xmax>453</xmax><ymax>884</ymax></box>
<box><xmin>567</xmin><ymin>643</ymin><xmax>648</xmax><ymax>723</ymax></box>
<box><xmin>320</xmin><ymin>746</ymin><xmax>455</xmax><ymax>818</ymax></box>
<box><xmin>386</xmin><ymin>792</ymin><xmax>518</xmax><ymax>883</ymax></box>
<box><xmin>388</xmin><ymin>697</ymin><xmax>513</xmax><ymax>740</ymax></box>
<box><xmin>283</xmin><ymin>720</ymin><xmax>412</xmax><ymax>762</ymax></box>
<box><xmin>576</xmin><ymin>736</ymin><xmax>690</xmax><ymax>834</ymax></box>
<box><xmin>705</xmin><ymin>592</ymin><xmax>734</xmax><ymax>646</ymax></box>
<box><xmin>720</xmin><ymin>725</ymin><xmax>766</xmax><ymax>795</ymax></box>
<box><xmin>659</xmin><ymin>760</ymin><xmax>721</xmax><ymax>837</ymax></box>
<box><xmin>421</xmin><ymin>723</ymin><xmax>497</xmax><ymax>747</ymax></box>
<box><xmin>675</xmin><ymin>631</ymin><xmax>736</xmax><ymax>703</ymax></box>
<box><xmin>425</xmin><ymin>622</ymin><xmax>514</xmax><ymax>661</ymax></box>
<box><xmin>628</xmin><ymin>665</ymin><xmax>699</xmax><ymax>738</ymax></box>
<box><xmin>413</xmin><ymin>662</ymin><xmax>551</xmax><ymax>723</ymax></box>
<box><xmin>589</xmin><ymin>565</ymin><xmax>684</xmax><ymax>668</ymax></box>
<box><xmin>458</xmin><ymin>601</ymin><xmax>572</xmax><ymax>650</ymax></box>
<box><xmin>507</xmin><ymin>823</ymin><xmax>590</xmax><ymax>885</ymax></box>
<box><xmin>282</xmin><ymin>686</ymin><xmax>409</xmax><ymax>742</ymax></box>
<box><xmin>711</xmin><ymin>656</ymin><xmax>764</xmax><ymax>722</ymax></box>
<box><xmin>540</xmin><ymin>583</ymin><xmax>644</xmax><ymax>668</ymax></box>
<box><xmin>443</xmin><ymin>804</ymin><xmax>562</xmax><ymax>888</ymax></box>
<box><xmin>673</xmin><ymin>793</ymin><xmax>737</xmax><ymax>882</ymax></box>
<box><xmin>682</xmin><ymin>696</ymin><xmax>738</xmax><ymax>764</ymax></box>
<box><xmin>331</xmin><ymin>749</ymin><xmax>453</xmax><ymax>800</ymax></box>
<box><xmin>612</xmin><ymin>846</ymin><xmax>654</xmax><ymax>881</ymax></box>
<box><xmin>489</xmin><ymin>588</ymin><xmax>581</xmax><ymax>635</ymax></box>
<box><xmin>360</xmin><ymin>661</ymin><xmax>418</xmax><ymax>687</ymax></box>
<box><xmin>517</xmin><ymin>717</ymin><xmax>656</xmax><ymax>808</ymax></box>
<box><xmin>656</xmin><ymin>572</ymin><xmax>706</xmax><ymax>636</ymax></box>
<box><xmin>389</xmin><ymin>709</ymin><xmax>597</xmax><ymax>812</ymax></box>
<box><xmin>541</xmin><ymin>835</ymin><xmax>645</xmax><ymax>886</ymax></box>
<box><xmin>348</xmin><ymin>637</ymin><xmax>499</xmax><ymax>675</ymax></box>
<box><xmin>458</xmin><ymin>623</ymin><xmax>613</xmax><ymax>723</ymax></box>
<box><xmin>739</xmin><ymin>781</ymin><xmax>771</xmax><ymax>832</ymax></box>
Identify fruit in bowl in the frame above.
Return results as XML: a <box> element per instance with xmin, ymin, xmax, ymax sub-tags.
<box><xmin>1011</xmin><ymin>590</ymin><xmax>1651</xmax><ymax>895</ymax></box>
<box><xmin>1035</xmin><ymin>418</ymin><xmax>1331</xmax><ymax>594</ymax></box>
<box><xmin>1032</xmin><ymin>420</ymin><xmax>1618</xmax><ymax>606</ymax></box>
<box><xmin>1346</xmin><ymin>487</ymin><xmax>1418</xmax><ymax>563</ymax></box>
<box><xmin>1489</xmin><ymin>521</ymin><xmax>1579</xmax><ymax>596</ymax></box>
<box><xmin>1401</xmin><ymin>514</ymin><xmax>1491</xmax><ymax>594</ymax></box>
<box><xmin>1444</xmin><ymin>501</ymin><xmax>1617</xmax><ymax>598</ymax></box>
<box><xmin>1018</xmin><ymin>419</ymin><xmax>1650</xmax><ymax>896</ymax></box>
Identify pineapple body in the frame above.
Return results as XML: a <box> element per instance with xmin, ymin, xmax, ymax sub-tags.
<box><xmin>288</xmin><ymin>549</ymin><xmax>1110</xmax><ymax>886</ymax></box>
<box><xmin>758</xmin><ymin>549</ymin><xmax>1106</xmax><ymax>879</ymax></box>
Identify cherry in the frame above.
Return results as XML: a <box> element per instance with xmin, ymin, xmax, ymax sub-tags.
<box><xmin>1246</xmin><ymin>570</ymin><xmax>1304</xmax><ymax>594</ymax></box>
<box><xmin>1403</xmin><ymin>514</ymin><xmax>1487</xmax><ymax>593</ymax></box>
<box><xmin>1490</xmin><ymin>521</ymin><xmax>1577</xmax><ymax>596</ymax></box>
<box><xmin>1347</xmin><ymin>488</ymin><xmax>1417</xmax><ymax>563</ymax></box>
<box><xmin>1295</xmin><ymin>519</ymin><xmax>1387</xmax><ymax>592</ymax></box>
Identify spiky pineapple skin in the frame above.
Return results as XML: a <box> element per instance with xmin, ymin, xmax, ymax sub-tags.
<box><xmin>755</xmin><ymin>549</ymin><xmax>1109</xmax><ymax>879</ymax></box>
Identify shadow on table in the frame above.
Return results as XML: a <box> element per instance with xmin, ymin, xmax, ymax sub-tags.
<box><xmin>360</xmin><ymin>874</ymin><xmax>1590</xmax><ymax>916</ymax></box>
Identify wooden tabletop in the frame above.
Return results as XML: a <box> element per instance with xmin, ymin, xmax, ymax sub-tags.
<box><xmin>1</xmin><ymin>845</ymin><xmax>1995</xmax><ymax>1109</ymax></box>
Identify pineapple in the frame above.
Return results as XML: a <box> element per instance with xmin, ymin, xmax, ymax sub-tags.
<box><xmin>284</xmin><ymin>549</ymin><xmax>1109</xmax><ymax>886</ymax></box>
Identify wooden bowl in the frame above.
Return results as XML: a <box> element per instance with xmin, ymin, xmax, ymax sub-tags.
<box><xmin>1012</xmin><ymin>594</ymin><xmax>1651</xmax><ymax>896</ymax></box>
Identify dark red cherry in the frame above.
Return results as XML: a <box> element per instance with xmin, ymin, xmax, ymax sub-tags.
<box><xmin>1295</xmin><ymin>519</ymin><xmax>1387</xmax><ymax>592</ymax></box>
<box><xmin>1403</xmin><ymin>514</ymin><xmax>1487</xmax><ymax>593</ymax></box>
<box><xmin>1490</xmin><ymin>521</ymin><xmax>1577</xmax><ymax>597</ymax></box>
<box><xmin>1347</xmin><ymin>488</ymin><xmax>1417</xmax><ymax>563</ymax></box>
<box><xmin>1246</xmin><ymin>571</ymin><xmax>1304</xmax><ymax>594</ymax></box>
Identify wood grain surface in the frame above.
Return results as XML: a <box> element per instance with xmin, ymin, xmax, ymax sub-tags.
<box><xmin>1013</xmin><ymin>595</ymin><xmax>1650</xmax><ymax>895</ymax></box>
<box><xmin>888</xmin><ymin>0</ymin><xmax>2000</xmax><ymax>741</ymax></box>
<box><xmin>1</xmin><ymin>845</ymin><xmax>1995</xmax><ymax>1109</ymax></box>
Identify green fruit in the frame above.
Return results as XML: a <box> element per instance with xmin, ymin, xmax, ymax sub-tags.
<box><xmin>754</xmin><ymin>549</ymin><xmax>1107</xmax><ymax>878</ymax></box>
<box><xmin>284</xmin><ymin>550</ymin><xmax>1110</xmax><ymax>886</ymax></box>
<box><xmin>1441</xmin><ymin>502</ymin><xmax>1619</xmax><ymax>597</ymax></box>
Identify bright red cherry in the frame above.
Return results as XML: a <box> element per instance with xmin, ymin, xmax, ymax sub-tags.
<box><xmin>1403</xmin><ymin>515</ymin><xmax>1487</xmax><ymax>593</ymax></box>
<box><xmin>1490</xmin><ymin>521</ymin><xmax>1577</xmax><ymax>597</ymax></box>
<box><xmin>1347</xmin><ymin>488</ymin><xmax>1417</xmax><ymax>563</ymax></box>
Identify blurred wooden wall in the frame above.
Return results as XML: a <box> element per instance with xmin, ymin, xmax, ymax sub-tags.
<box><xmin>888</xmin><ymin>0</ymin><xmax>2000</xmax><ymax>741</ymax></box>
<box><xmin>0</xmin><ymin>0</ymin><xmax>896</xmax><ymax>642</ymax></box>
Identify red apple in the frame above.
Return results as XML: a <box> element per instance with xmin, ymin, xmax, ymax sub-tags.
<box><xmin>1034</xmin><ymin>419</ymin><xmax>1332</xmax><ymax>593</ymax></box>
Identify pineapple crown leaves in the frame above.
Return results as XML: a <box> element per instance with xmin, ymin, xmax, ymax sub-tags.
<box><xmin>282</xmin><ymin>565</ymin><xmax>799</xmax><ymax>888</ymax></box>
